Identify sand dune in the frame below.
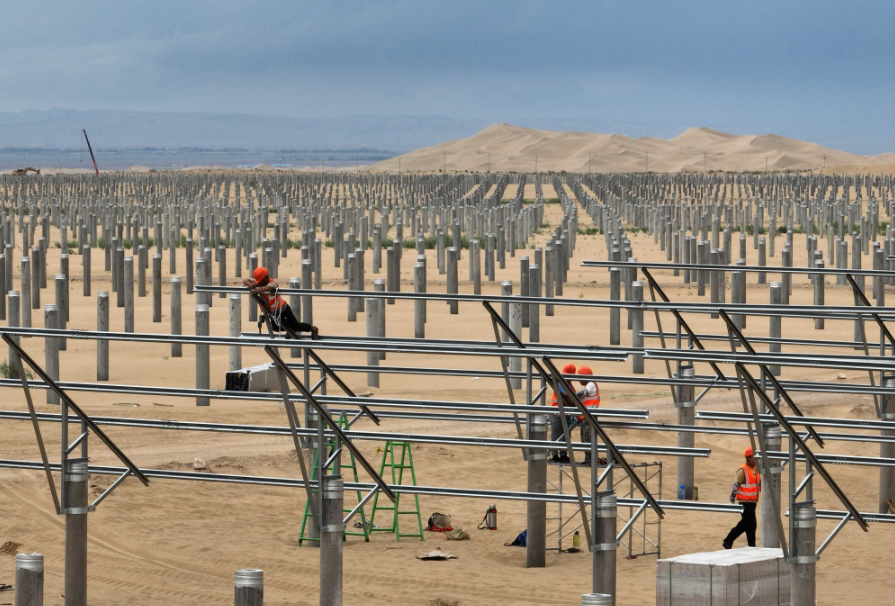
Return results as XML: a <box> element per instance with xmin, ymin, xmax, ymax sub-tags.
<box><xmin>370</xmin><ymin>123</ymin><xmax>890</xmax><ymax>174</ymax></box>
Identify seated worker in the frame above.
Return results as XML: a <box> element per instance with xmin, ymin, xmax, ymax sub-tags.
<box><xmin>549</xmin><ymin>363</ymin><xmax>577</xmax><ymax>462</ymax></box>
<box><xmin>575</xmin><ymin>366</ymin><xmax>601</xmax><ymax>464</ymax></box>
<box><xmin>243</xmin><ymin>267</ymin><xmax>319</xmax><ymax>339</ymax></box>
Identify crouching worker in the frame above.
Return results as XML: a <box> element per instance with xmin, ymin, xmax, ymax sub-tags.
<box><xmin>243</xmin><ymin>267</ymin><xmax>319</xmax><ymax>339</ymax></box>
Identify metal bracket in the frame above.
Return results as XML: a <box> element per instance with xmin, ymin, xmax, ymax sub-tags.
<box><xmin>264</xmin><ymin>345</ymin><xmax>396</xmax><ymax>503</ymax></box>
<box><xmin>736</xmin><ymin>363</ymin><xmax>868</xmax><ymax>532</ymax></box>
<box><xmin>3</xmin><ymin>334</ymin><xmax>149</xmax><ymax>487</ymax></box>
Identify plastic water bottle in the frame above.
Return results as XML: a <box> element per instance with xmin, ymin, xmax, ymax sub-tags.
<box><xmin>679</xmin><ymin>484</ymin><xmax>686</xmax><ymax>499</ymax></box>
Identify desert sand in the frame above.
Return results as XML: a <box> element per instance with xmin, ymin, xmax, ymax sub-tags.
<box><xmin>0</xmin><ymin>181</ymin><xmax>893</xmax><ymax>606</ymax></box>
<box><xmin>370</xmin><ymin>123</ymin><xmax>894</xmax><ymax>174</ymax></box>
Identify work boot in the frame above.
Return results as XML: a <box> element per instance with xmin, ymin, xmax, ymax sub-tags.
<box><xmin>722</xmin><ymin>540</ymin><xmax>732</xmax><ymax>550</ymax></box>
<box><xmin>311</xmin><ymin>326</ymin><xmax>319</xmax><ymax>340</ymax></box>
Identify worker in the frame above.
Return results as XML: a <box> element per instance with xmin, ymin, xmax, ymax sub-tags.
<box><xmin>576</xmin><ymin>366</ymin><xmax>600</xmax><ymax>464</ymax></box>
<box><xmin>243</xmin><ymin>267</ymin><xmax>319</xmax><ymax>339</ymax></box>
<box><xmin>723</xmin><ymin>446</ymin><xmax>761</xmax><ymax>549</ymax></box>
<box><xmin>549</xmin><ymin>363</ymin><xmax>577</xmax><ymax>462</ymax></box>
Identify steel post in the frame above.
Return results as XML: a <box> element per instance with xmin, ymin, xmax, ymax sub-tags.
<box><xmin>64</xmin><ymin>460</ymin><xmax>88</xmax><ymax>606</ymax></box>
<box><xmin>170</xmin><ymin>277</ymin><xmax>182</xmax><ymax>357</ymax></box>
<box><xmin>195</xmin><ymin>304</ymin><xmax>210</xmax><ymax>406</ymax></box>
<box><xmin>676</xmin><ymin>365</ymin><xmax>695</xmax><ymax>499</ymax></box>
<box><xmin>631</xmin><ymin>281</ymin><xmax>644</xmax><ymax>374</ymax></box>
<box><xmin>234</xmin><ymin>569</ymin><xmax>263</xmax><ymax>606</ymax></box>
<box><xmin>761</xmin><ymin>426</ymin><xmax>783</xmax><ymax>547</ymax></box>
<box><xmin>96</xmin><ymin>292</ymin><xmax>109</xmax><ymax>381</ymax></box>
<box><xmin>526</xmin><ymin>414</ymin><xmax>547</xmax><ymax>568</ymax></box>
<box><xmin>230</xmin><ymin>295</ymin><xmax>242</xmax><ymax>371</ymax></box>
<box><xmin>152</xmin><ymin>254</ymin><xmax>162</xmax><ymax>322</ymax></box>
<box><xmin>592</xmin><ymin>494</ymin><xmax>617</xmax><ymax>604</ymax></box>
<box><xmin>791</xmin><ymin>505</ymin><xmax>816</xmax><ymax>606</ymax></box>
<box><xmin>880</xmin><ymin>379</ymin><xmax>895</xmax><ymax>513</ymax></box>
<box><xmin>319</xmin><ymin>475</ymin><xmax>344</xmax><ymax>606</ymax></box>
<box><xmin>15</xmin><ymin>553</ymin><xmax>43</xmax><ymax>606</ymax></box>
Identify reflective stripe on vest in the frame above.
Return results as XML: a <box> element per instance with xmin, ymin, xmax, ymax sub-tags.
<box><xmin>264</xmin><ymin>281</ymin><xmax>285</xmax><ymax>310</ymax></box>
<box><xmin>577</xmin><ymin>394</ymin><xmax>601</xmax><ymax>420</ymax></box>
<box><xmin>736</xmin><ymin>464</ymin><xmax>761</xmax><ymax>502</ymax></box>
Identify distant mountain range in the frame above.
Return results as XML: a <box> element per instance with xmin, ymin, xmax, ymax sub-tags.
<box><xmin>0</xmin><ymin>109</ymin><xmax>495</xmax><ymax>151</ymax></box>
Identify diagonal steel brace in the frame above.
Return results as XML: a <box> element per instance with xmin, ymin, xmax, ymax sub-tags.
<box><xmin>3</xmin><ymin>334</ymin><xmax>149</xmax><ymax>486</ymax></box>
<box><xmin>264</xmin><ymin>345</ymin><xmax>396</xmax><ymax>502</ymax></box>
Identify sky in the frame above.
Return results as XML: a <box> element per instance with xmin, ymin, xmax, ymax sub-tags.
<box><xmin>2</xmin><ymin>1</ymin><xmax>894</xmax><ymax>153</ymax></box>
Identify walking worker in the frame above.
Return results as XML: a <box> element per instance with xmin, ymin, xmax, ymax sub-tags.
<box><xmin>243</xmin><ymin>267</ymin><xmax>319</xmax><ymax>339</ymax></box>
<box><xmin>723</xmin><ymin>446</ymin><xmax>761</xmax><ymax>549</ymax></box>
<box><xmin>549</xmin><ymin>363</ymin><xmax>577</xmax><ymax>462</ymax></box>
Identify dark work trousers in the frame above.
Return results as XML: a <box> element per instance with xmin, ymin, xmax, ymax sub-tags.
<box><xmin>549</xmin><ymin>414</ymin><xmax>587</xmax><ymax>458</ymax></box>
<box><xmin>724</xmin><ymin>502</ymin><xmax>758</xmax><ymax>547</ymax></box>
<box><xmin>270</xmin><ymin>304</ymin><xmax>312</xmax><ymax>334</ymax></box>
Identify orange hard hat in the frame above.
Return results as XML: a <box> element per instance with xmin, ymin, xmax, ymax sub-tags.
<box><xmin>578</xmin><ymin>366</ymin><xmax>593</xmax><ymax>376</ymax></box>
<box><xmin>744</xmin><ymin>446</ymin><xmax>754</xmax><ymax>458</ymax></box>
<box><xmin>562</xmin><ymin>363</ymin><xmax>577</xmax><ymax>375</ymax></box>
<box><xmin>253</xmin><ymin>267</ymin><xmax>269</xmax><ymax>282</ymax></box>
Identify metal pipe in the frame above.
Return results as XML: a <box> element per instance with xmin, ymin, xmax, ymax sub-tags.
<box><xmin>152</xmin><ymin>254</ymin><xmax>162</xmax><ymax>322</ymax></box>
<box><xmin>96</xmin><ymin>292</ymin><xmax>109</xmax><ymax>381</ymax></box>
<box><xmin>64</xmin><ymin>459</ymin><xmax>88</xmax><ymax>606</ymax></box>
<box><xmin>195</xmin><ymin>305</ymin><xmax>210</xmax><ymax>406</ymax></box>
<box><xmin>319</xmin><ymin>475</ymin><xmax>343</xmax><ymax>606</ymax></box>
<box><xmin>15</xmin><ymin>553</ymin><xmax>43</xmax><ymax>606</ymax></box>
<box><xmin>234</xmin><ymin>569</ymin><xmax>263</xmax><ymax>606</ymax></box>
<box><xmin>581</xmin><ymin>259</ymin><xmax>895</xmax><ymax>277</ymax></box>
<box><xmin>170</xmin><ymin>277</ymin><xmax>182</xmax><ymax>358</ymax></box>
<box><xmin>193</xmin><ymin>284</ymin><xmax>895</xmax><ymax>320</ymax></box>
<box><xmin>592</xmin><ymin>494</ymin><xmax>617</xmax><ymax>603</ymax></box>
<box><xmin>526</xmin><ymin>414</ymin><xmax>547</xmax><ymax>568</ymax></box>
<box><xmin>761</xmin><ymin>426</ymin><xmax>783</xmax><ymax>548</ymax></box>
<box><xmin>1</xmin><ymin>457</ymin><xmax>752</xmax><ymax>513</ymax></box>
<box><xmin>44</xmin><ymin>305</ymin><xmax>59</xmax><ymax>405</ymax></box>
<box><xmin>791</xmin><ymin>505</ymin><xmax>816</xmax><ymax>606</ymax></box>
<box><xmin>230</xmin><ymin>295</ymin><xmax>242</xmax><ymax>371</ymax></box>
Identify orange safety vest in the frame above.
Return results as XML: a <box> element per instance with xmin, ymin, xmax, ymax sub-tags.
<box><xmin>261</xmin><ymin>281</ymin><xmax>286</xmax><ymax>311</ymax></box>
<box><xmin>735</xmin><ymin>464</ymin><xmax>761</xmax><ymax>502</ymax></box>
<box><xmin>577</xmin><ymin>392</ymin><xmax>601</xmax><ymax>421</ymax></box>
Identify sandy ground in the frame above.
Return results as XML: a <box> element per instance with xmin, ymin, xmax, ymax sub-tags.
<box><xmin>0</xmin><ymin>186</ymin><xmax>893</xmax><ymax>605</ymax></box>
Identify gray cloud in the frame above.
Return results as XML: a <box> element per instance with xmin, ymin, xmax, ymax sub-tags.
<box><xmin>2</xmin><ymin>1</ymin><xmax>893</xmax><ymax>153</ymax></box>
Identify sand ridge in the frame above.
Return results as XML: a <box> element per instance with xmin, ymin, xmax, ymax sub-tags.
<box><xmin>370</xmin><ymin>123</ymin><xmax>892</xmax><ymax>174</ymax></box>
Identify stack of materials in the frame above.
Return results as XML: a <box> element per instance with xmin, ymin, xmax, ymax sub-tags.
<box><xmin>656</xmin><ymin>548</ymin><xmax>790</xmax><ymax>605</ymax></box>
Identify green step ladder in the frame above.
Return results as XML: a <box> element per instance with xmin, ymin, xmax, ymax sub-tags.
<box><xmin>298</xmin><ymin>413</ymin><xmax>371</xmax><ymax>546</ymax></box>
<box><xmin>369</xmin><ymin>441</ymin><xmax>424</xmax><ymax>541</ymax></box>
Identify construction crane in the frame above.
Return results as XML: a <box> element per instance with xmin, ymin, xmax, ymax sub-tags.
<box><xmin>82</xmin><ymin>128</ymin><xmax>99</xmax><ymax>175</ymax></box>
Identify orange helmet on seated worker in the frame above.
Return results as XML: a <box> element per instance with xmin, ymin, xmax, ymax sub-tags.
<box><xmin>253</xmin><ymin>267</ymin><xmax>269</xmax><ymax>282</ymax></box>
<box><xmin>562</xmin><ymin>363</ymin><xmax>577</xmax><ymax>375</ymax></box>
<box><xmin>577</xmin><ymin>366</ymin><xmax>593</xmax><ymax>377</ymax></box>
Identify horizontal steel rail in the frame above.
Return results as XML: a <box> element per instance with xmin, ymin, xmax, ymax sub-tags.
<box><xmin>0</xmin><ymin>458</ymin><xmax>737</xmax><ymax>512</ymax></box>
<box><xmin>5</xmin><ymin>326</ymin><xmax>895</xmax><ymax>372</ymax></box>
<box><xmin>196</xmin><ymin>284</ymin><xmax>895</xmax><ymax>320</ymax></box>
<box><xmin>0</xmin><ymin>410</ymin><xmax>709</xmax><ymax>458</ymax></box>
<box><xmin>5</xmin><ymin>409</ymin><xmax>894</xmax><ymax>446</ymax></box>
<box><xmin>0</xmin><ymin>326</ymin><xmax>629</xmax><ymax>361</ymax></box>
<box><xmin>641</xmin><ymin>330</ymin><xmax>895</xmax><ymax>353</ymax></box>
<box><xmin>0</xmin><ymin>377</ymin><xmax>648</xmax><ymax>418</ymax></box>
<box><xmin>4</xmin><ymin>458</ymin><xmax>893</xmax><ymax>523</ymax></box>
<box><xmin>281</xmin><ymin>362</ymin><xmax>895</xmax><ymax>396</ymax></box>
<box><xmin>697</xmin><ymin>410</ymin><xmax>895</xmax><ymax>432</ymax></box>
<box><xmin>581</xmin><ymin>259</ymin><xmax>895</xmax><ymax>278</ymax></box>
